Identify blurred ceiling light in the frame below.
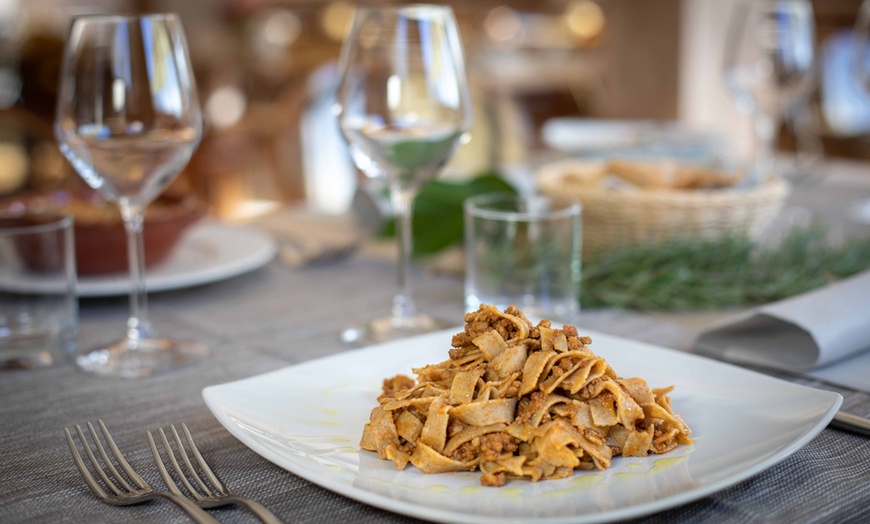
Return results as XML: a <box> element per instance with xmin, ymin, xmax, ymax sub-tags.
<box><xmin>321</xmin><ymin>1</ymin><xmax>355</xmax><ymax>42</ymax></box>
<box><xmin>249</xmin><ymin>7</ymin><xmax>301</xmax><ymax>62</ymax></box>
<box><xmin>484</xmin><ymin>6</ymin><xmax>524</xmax><ymax>46</ymax></box>
<box><xmin>206</xmin><ymin>86</ymin><xmax>246</xmax><ymax>129</ymax></box>
<box><xmin>262</xmin><ymin>8</ymin><xmax>302</xmax><ymax>48</ymax></box>
<box><xmin>564</xmin><ymin>0</ymin><xmax>605</xmax><ymax>41</ymax></box>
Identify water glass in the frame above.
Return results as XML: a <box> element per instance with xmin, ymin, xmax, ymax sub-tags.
<box><xmin>464</xmin><ymin>193</ymin><xmax>582</xmax><ymax>322</ymax></box>
<box><xmin>0</xmin><ymin>213</ymin><xmax>77</xmax><ymax>368</ymax></box>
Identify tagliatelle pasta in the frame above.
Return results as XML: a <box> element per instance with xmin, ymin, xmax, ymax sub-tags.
<box><xmin>360</xmin><ymin>304</ymin><xmax>693</xmax><ymax>486</ymax></box>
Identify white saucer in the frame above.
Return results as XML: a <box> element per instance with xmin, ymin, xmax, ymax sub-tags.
<box><xmin>0</xmin><ymin>221</ymin><xmax>277</xmax><ymax>297</ymax></box>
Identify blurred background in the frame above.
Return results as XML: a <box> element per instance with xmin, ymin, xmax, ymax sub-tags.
<box><xmin>0</xmin><ymin>0</ymin><xmax>868</xmax><ymax>221</ymax></box>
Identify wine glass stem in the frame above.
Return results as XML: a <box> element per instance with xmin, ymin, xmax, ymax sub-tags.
<box><xmin>752</xmin><ymin>113</ymin><xmax>777</xmax><ymax>180</ymax></box>
<box><xmin>390</xmin><ymin>188</ymin><xmax>418</xmax><ymax>321</ymax></box>
<box><xmin>120</xmin><ymin>205</ymin><xmax>154</xmax><ymax>344</ymax></box>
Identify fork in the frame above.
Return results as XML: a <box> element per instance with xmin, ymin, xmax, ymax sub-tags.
<box><xmin>65</xmin><ymin>421</ymin><xmax>219</xmax><ymax>524</ymax></box>
<box><xmin>148</xmin><ymin>424</ymin><xmax>283</xmax><ymax>524</ymax></box>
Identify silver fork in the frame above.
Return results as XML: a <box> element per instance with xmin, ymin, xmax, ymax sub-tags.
<box><xmin>148</xmin><ymin>424</ymin><xmax>283</xmax><ymax>524</ymax></box>
<box><xmin>64</xmin><ymin>421</ymin><xmax>219</xmax><ymax>524</ymax></box>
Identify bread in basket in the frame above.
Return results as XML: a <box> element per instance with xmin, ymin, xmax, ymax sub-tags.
<box><xmin>536</xmin><ymin>159</ymin><xmax>789</xmax><ymax>256</ymax></box>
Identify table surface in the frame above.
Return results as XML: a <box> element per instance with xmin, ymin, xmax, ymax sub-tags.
<box><xmin>2</xmin><ymin>160</ymin><xmax>870</xmax><ymax>524</ymax></box>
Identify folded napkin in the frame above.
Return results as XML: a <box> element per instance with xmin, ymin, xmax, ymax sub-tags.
<box><xmin>694</xmin><ymin>270</ymin><xmax>870</xmax><ymax>392</ymax></box>
<box><xmin>254</xmin><ymin>207</ymin><xmax>363</xmax><ymax>268</ymax></box>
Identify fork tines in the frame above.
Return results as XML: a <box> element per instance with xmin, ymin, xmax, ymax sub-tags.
<box><xmin>148</xmin><ymin>424</ymin><xmax>227</xmax><ymax>501</ymax></box>
<box><xmin>64</xmin><ymin>420</ymin><xmax>150</xmax><ymax>503</ymax></box>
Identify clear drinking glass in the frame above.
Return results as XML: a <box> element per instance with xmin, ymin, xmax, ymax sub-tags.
<box><xmin>54</xmin><ymin>14</ymin><xmax>206</xmax><ymax>377</ymax></box>
<box><xmin>464</xmin><ymin>194</ymin><xmax>582</xmax><ymax>323</ymax></box>
<box><xmin>723</xmin><ymin>0</ymin><xmax>816</xmax><ymax>183</ymax></box>
<box><xmin>336</xmin><ymin>5</ymin><xmax>473</xmax><ymax>346</ymax></box>
<box><xmin>0</xmin><ymin>213</ymin><xmax>77</xmax><ymax>369</ymax></box>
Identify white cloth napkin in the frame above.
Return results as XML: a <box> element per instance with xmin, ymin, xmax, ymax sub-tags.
<box><xmin>254</xmin><ymin>207</ymin><xmax>363</xmax><ymax>268</ymax></box>
<box><xmin>694</xmin><ymin>270</ymin><xmax>870</xmax><ymax>391</ymax></box>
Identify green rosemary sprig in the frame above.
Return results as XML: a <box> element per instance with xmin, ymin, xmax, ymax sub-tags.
<box><xmin>582</xmin><ymin>227</ymin><xmax>870</xmax><ymax>310</ymax></box>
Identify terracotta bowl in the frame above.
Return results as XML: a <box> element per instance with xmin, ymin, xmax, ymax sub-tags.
<box><xmin>0</xmin><ymin>189</ymin><xmax>205</xmax><ymax>275</ymax></box>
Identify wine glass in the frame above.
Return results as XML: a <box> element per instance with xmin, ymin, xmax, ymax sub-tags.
<box><xmin>850</xmin><ymin>0</ymin><xmax>870</xmax><ymax>223</ymax></box>
<box><xmin>723</xmin><ymin>0</ymin><xmax>816</xmax><ymax>183</ymax></box>
<box><xmin>336</xmin><ymin>5</ymin><xmax>473</xmax><ymax>346</ymax></box>
<box><xmin>55</xmin><ymin>14</ymin><xmax>206</xmax><ymax>377</ymax></box>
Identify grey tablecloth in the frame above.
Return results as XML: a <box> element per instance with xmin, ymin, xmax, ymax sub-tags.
<box><xmin>3</xmin><ymin>162</ymin><xmax>870</xmax><ymax>523</ymax></box>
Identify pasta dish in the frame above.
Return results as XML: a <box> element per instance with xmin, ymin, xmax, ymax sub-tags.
<box><xmin>360</xmin><ymin>304</ymin><xmax>693</xmax><ymax>487</ymax></box>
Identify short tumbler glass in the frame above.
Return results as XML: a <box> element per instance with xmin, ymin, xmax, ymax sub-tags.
<box><xmin>464</xmin><ymin>193</ymin><xmax>582</xmax><ymax>322</ymax></box>
<box><xmin>0</xmin><ymin>213</ymin><xmax>77</xmax><ymax>368</ymax></box>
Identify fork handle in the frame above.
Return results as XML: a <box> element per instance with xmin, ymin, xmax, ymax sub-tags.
<box><xmin>155</xmin><ymin>492</ymin><xmax>221</xmax><ymax>524</ymax></box>
<box><xmin>227</xmin><ymin>496</ymin><xmax>283</xmax><ymax>524</ymax></box>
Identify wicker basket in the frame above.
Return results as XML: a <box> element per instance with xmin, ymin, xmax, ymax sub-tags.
<box><xmin>536</xmin><ymin>159</ymin><xmax>790</xmax><ymax>256</ymax></box>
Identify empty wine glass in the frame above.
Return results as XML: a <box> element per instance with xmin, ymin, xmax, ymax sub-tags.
<box><xmin>723</xmin><ymin>0</ymin><xmax>816</xmax><ymax>183</ymax></box>
<box><xmin>850</xmin><ymin>0</ymin><xmax>870</xmax><ymax>223</ymax></box>
<box><xmin>854</xmin><ymin>1</ymin><xmax>870</xmax><ymax>87</ymax></box>
<box><xmin>336</xmin><ymin>5</ymin><xmax>473</xmax><ymax>346</ymax></box>
<box><xmin>55</xmin><ymin>14</ymin><xmax>206</xmax><ymax>376</ymax></box>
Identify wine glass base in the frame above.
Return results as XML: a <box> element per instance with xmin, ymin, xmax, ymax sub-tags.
<box><xmin>340</xmin><ymin>314</ymin><xmax>449</xmax><ymax>348</ymax></box>
<box><xmin>75</xmin><ymin>338</ymin><xmax>208</xmax><ymax>378</ymax></box>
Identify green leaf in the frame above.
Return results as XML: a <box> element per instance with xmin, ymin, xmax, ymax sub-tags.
<box><xmin>381</xmin><ymin>172</ymin><xmax>517</xmax><ymax>256</ymax></box>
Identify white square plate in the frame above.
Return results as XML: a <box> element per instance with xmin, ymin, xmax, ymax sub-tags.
<box><xmin>203</xmin><ymin>328</ymin><xmax>841</xmax><ymax>524</ymax></box>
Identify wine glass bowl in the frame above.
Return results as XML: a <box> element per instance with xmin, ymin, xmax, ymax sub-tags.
<box><xmin>336</xmin><ymin>5</ymin><xmax>472</xmax><ymax>346</ymax></box>
<box><xmin>55</xmin><ymin>16</ymin><xmax>201</xmax><ymax>209</ymax></box>
<box><xmin>849</xmin><ymin>0</ymin><xmax>870</xmax><ymax>224</ymax></box>
<box><xmin>854</xmin><ymin>1</ymin><xmax>870</xmax><ymax>88</ymax></box>
<box><xmin>723</xmin><ymin>0</ymin><xmax>816</xmax><ymax>182</ymax></box>
<box><xmin>54</xmin><ymin>14</ymin><xmax>206</xmax><ymax>376</ymax></box>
